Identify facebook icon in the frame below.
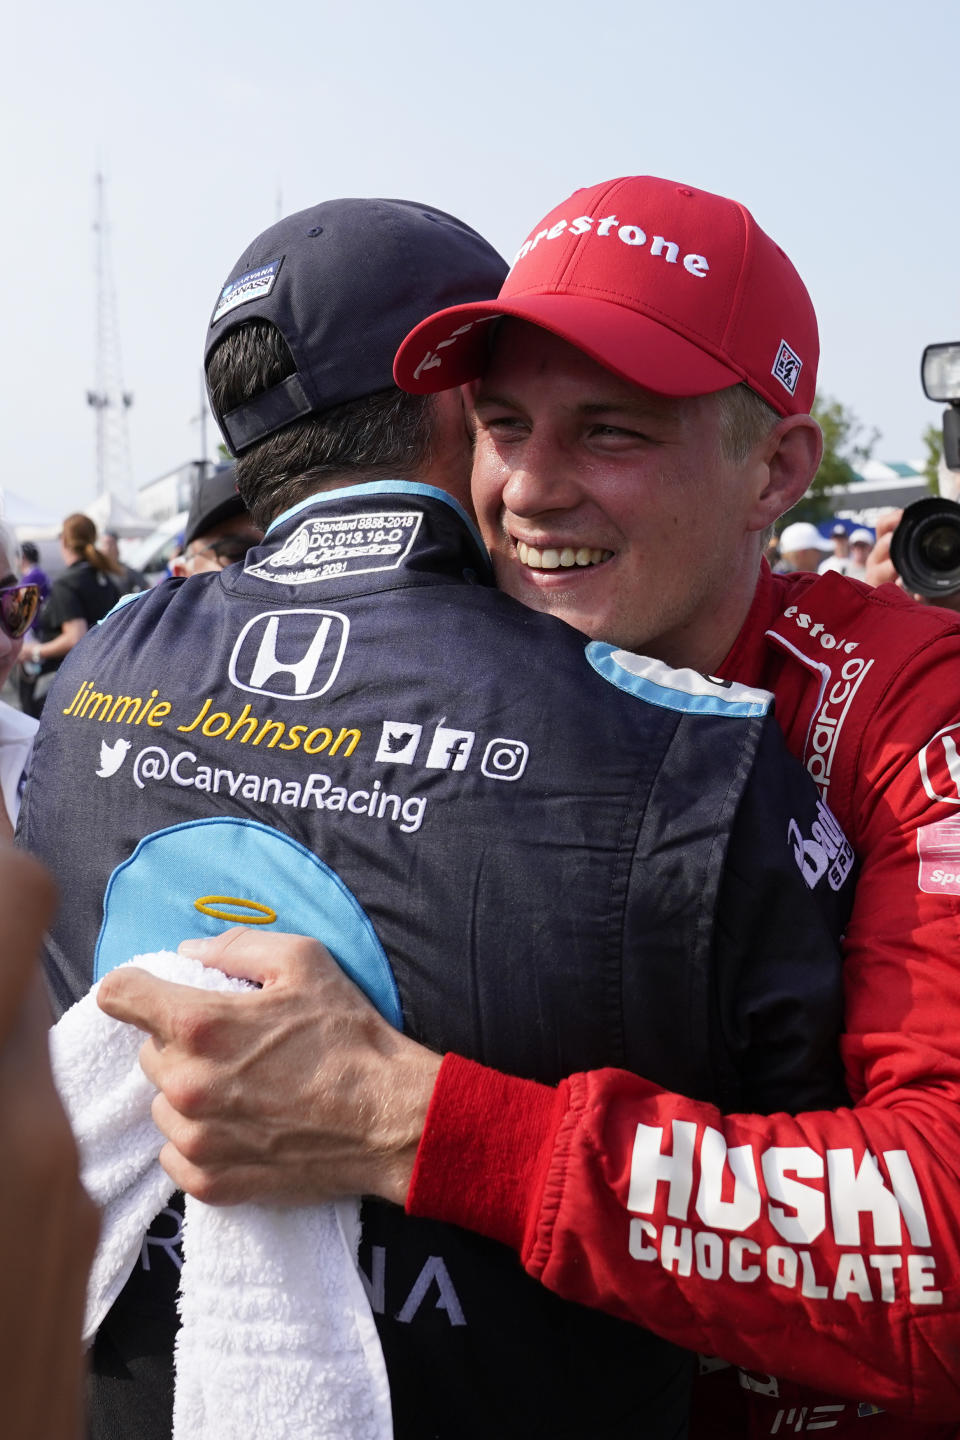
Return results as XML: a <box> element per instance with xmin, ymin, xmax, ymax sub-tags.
<box><xmin>425</xmin><ymin>724</ymin><xmax>475</xmax><ymax>771</ymax></box>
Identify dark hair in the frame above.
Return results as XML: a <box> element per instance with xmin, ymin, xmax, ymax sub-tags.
<box><xmin>20</xmin><ymin>541</ymin><xmax>39</xmax><ymax>565</ymax></box>
<box><xmin>60</xmin><ymin>513</ymin><xmax>122</xmax><ymax>576</ymax></box>
<box><xmin>205</xmin><ymin>320</ymin><xmax>434</xmax><ymax>531</ymax></box>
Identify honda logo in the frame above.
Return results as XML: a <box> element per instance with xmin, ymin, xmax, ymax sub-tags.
<box><xmin>228</xmin><ymin>609</ymin><xmax>349</xmax><ymax>700</ymax></box>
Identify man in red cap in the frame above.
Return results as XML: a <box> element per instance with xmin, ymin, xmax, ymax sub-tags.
<box><xmin>99</xmin><ymin>179</ymin><xmax>960</xmax><ymax>1434</ymax></box>
<box><xmin>393</xmin><ymin>175</ymin><xmax>825</xmax><ymax>678</ymax></box>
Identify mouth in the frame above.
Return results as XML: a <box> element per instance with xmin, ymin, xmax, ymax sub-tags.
<box><xmin>515</xmin><ymin>541</ymin><xmax>613</xmax><ymax>571</ymax></box>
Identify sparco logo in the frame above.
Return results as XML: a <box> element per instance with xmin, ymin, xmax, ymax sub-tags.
<box><xmin>805</xmin><ymin>656</ymin><xmax>872</xmax><ymax>800</ymax></box>
<box><xmin>228</xmin><ymin>610</ymin><xmax>349</xmax><ymax>700</ymax></box>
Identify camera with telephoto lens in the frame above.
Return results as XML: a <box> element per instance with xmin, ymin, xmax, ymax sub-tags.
<box><xmin>889</xmin><ymin>344</ymin><xmax>960</xmax><ymax>598</ymax></box>
<box><xmin>890</xmin><ymin>495</ymin><xmax>960</xmax><ymax>598</ymax></box>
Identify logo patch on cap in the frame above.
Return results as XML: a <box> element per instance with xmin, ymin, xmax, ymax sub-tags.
<box><xmin>212</xmin><ymin>258</ymin><xmax>283</xmax><ymax>325</ymax></box>
<box><xmin>772</xmin><ymin>339</ymin><xmax>802</xmax><ymax>396</ymax></box>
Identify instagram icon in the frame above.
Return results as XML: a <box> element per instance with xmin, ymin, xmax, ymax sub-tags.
<box><xmin>481</xmin><ymin>738</ymin><xmax>529</xmax><ymax>782</ymax></box>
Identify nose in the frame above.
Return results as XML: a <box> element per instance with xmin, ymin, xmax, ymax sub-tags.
<box><xmin>500</xmin><ymin>436</ymin><xmax>584</xmax><ymax>519</ymax></box>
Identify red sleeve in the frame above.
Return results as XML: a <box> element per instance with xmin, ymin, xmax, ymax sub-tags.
<box><xmin>410</xmin><ymin>1058</ymin><xmax>960</xmax><ymax>1419</ymax></box>
<box><xmin>408</xmin><ymin>634</ymin><xmax>960</xmax><ymax>1422</ymax></box>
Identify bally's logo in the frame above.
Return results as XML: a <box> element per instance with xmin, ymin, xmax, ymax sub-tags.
<box><xmin>228</xmin><ymin>609</ymin><xmax>349</xmax><ymax>701</ymax></box>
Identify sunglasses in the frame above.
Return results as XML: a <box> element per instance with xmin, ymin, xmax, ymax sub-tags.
<box><xmin>183</xmin><ymin>533</ymin><xmax>258</xmax><ymax>571</ymax></box>
<box><xmin>0</xmin><ymin>583</ymin><xmax>41</xmax><ymax>639</ymax></box>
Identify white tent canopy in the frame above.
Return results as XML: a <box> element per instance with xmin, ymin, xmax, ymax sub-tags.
<box><xmin>0</xmin><ymin>488</ymin><xmax>60</xmax><ymax>531</ymax></box>
<box><xmin>12</xmin><ymin>490</ymin><xmax>155</xmax><ymax>541</ymax></box>
<box><xmin>79</xmin><ymin>490</ymin><xmax>155</xmax><ymax>539</ymax></box>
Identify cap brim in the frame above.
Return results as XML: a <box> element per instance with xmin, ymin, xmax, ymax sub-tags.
<box><xmin>394</xmin><ymin>293</ymin><xmax>744</xmax><ymax>400</ymax></box>
<box><xmin>183</xmin><ymin>493</ymin><xmax>247</xmax><ymax>549</ymax></box>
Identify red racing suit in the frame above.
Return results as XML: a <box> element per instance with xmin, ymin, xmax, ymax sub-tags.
<box><xmin>406</xmin><ymin>565</ymin><xmax>960</xmax><ymax>1431</ymax></box>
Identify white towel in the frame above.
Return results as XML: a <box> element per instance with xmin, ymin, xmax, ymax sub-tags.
<box><xmin>50</xmin><ymin>951</ymin><xmax>393</xmax><ymax>1440</ymax></box>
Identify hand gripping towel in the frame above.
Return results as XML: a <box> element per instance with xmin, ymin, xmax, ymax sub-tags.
<box><xmin>50</xmin><ymin>951</ymin><xmax>393</xmax><ymax>1440</ymax></box>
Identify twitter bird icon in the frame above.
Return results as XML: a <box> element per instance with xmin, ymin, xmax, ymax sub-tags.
<box><xmin>97</xmin><ymin>738</ymin><xmax>131</xmax><ymax>778</ymax></box>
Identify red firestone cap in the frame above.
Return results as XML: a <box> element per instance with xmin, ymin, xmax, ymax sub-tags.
<box><xmin>394</xmin><ymin>175</ymin><xmax>818</xmax><ymax>417</ymax></box>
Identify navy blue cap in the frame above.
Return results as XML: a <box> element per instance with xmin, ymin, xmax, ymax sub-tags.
<box><xmin>183</xmin><ymin>464</ymin><xmax>249</xmax><ymax>548</ymax></box>
<box><xmin>204</xmin><ymin>198</ymin><xmax>508</xmax><ymax>455</ymax></box>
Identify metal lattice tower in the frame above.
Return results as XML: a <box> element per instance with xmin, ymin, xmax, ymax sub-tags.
<box><xmin>86</xmin><ymin>173</ymin><xmax>134</xmax><ymax>500</ymax></box>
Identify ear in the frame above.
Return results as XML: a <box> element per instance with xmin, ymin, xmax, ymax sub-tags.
<box><xmin>745</xmin><ymin>416</ymin><xmax>823</xmax><ymax>533</ymax></box>
<box><xmin>419</xmin><ymin>389</ymin><xmax>475</xmax><ymax>514</ymax></box>
<box><xmin>460</xmin><ymin>381</ymin><xmax>480</xmax><ymax>440</ymax></box>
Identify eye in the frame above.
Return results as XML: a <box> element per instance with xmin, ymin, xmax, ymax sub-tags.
<box><xmin>476</xmin><ymin>412</ymin><xmax>528</xmax><ymax>440</ymax></box>
<box><xmin>588</xmin><ymin>422</ymin><xmax>651</xmax><ymax>447</ymax></box>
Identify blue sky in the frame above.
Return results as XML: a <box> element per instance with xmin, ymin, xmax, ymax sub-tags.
<box><xmin>4</xmin><ymin>0</ymin><xmax>959</xmax><ymax>516</ymax></box>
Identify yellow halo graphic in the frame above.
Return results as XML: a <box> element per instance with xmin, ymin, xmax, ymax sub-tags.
<box><xmin>193</xmin><ymin>895</ymin><xmax>277</xmax><ymax>926</ymax></box>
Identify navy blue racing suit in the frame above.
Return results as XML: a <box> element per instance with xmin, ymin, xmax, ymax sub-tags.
<box><xmin>21</xmin><ymin>482</ymin><xmax>854</xmax><ymax>1440</ymax></box>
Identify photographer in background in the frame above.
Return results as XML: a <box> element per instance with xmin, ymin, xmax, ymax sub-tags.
<box><xmin>866</xmin><ymin>520</ymin><xmax>958</xmax><ymax>609</ymax></box>
<box><xmin>867</xmin><ymin>342</ymin><xmax>960</xmax><ymax>610</ymax></box>
<box><xmin>865</xmin><ymin>458</ymin><xmax>960</xmax><ymax>610</ymax></box>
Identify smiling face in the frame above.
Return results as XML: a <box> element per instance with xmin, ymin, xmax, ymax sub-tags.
<box><xmin>468</xmin><ymin>321</ymin><xmax>786</xmax><ymax>673</ymax></box>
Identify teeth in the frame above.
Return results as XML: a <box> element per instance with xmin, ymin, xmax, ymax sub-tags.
<box><xmin>517</xmin><ymin>542</ymin><xmax>610</xmax><ymax>570</ymax></box>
